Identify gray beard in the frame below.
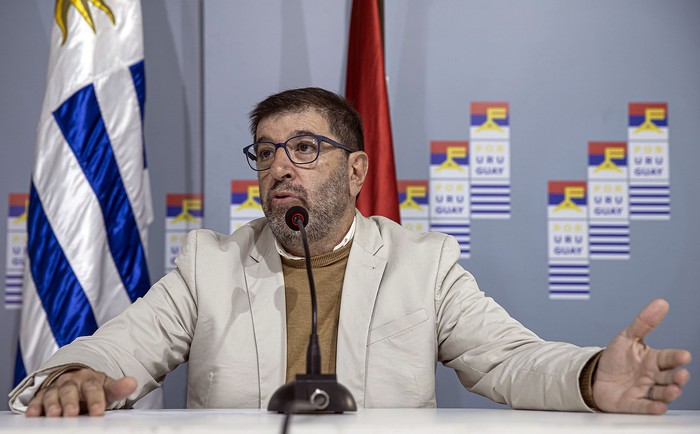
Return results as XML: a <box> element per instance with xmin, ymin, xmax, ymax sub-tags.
<box><xmin>262</xmin><ymin>166</ymin><xmax>351</xmax><ymax>254</ymax></box>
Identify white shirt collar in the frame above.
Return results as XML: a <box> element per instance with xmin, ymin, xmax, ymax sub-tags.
<box><xmin>275</xmin><ymin>216</ymin><xmax>357</xmax><ymax>260</ymax></box>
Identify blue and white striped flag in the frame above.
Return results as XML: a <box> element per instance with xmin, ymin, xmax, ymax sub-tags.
<box><xmin>15</xmin><ymin>0</ymin><xmax>157</xmax><ymax>405</ymax></box>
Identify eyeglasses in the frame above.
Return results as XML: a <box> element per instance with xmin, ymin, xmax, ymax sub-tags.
<box><xmin>243</xmin><ymin>134</ymin><xmax>354</xmax><ymax>171</ymax></box>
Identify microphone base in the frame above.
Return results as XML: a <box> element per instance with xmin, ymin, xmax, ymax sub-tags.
<box><xmin>267</xmin><ymin>374</ymin><xmax>357</xmax><ymax>414</ymax></box>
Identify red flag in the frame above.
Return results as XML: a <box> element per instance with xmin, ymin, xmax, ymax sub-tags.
<box><xmin>346</xmin><ymin>0</ymin><xmax>401</xmax><ymax>223</ymax></box>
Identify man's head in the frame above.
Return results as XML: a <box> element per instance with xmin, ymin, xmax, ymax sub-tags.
<box><xmin>248</xmin><ymin>88</ymin><xmax>368</xmax><ymax>256</ymax></box>
<box><xmin>249</xmin><ymin>87</ymin><xmax>364</xmax><ymax>153</ymax></box>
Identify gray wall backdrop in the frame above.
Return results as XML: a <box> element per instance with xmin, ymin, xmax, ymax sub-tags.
<box><xmin>1</xmin><ymin>0</ymin><xmax>698</xmax><ymax>411</ymax></box>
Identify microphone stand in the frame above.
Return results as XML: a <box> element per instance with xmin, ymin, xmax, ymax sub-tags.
<box><xmin>267</xmin><ymin>207</ymin><xmax>357</xmax><ymax>414</ymax></box>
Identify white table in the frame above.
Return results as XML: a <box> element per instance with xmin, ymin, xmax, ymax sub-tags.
<box><xmin>1</xmin><ymin>408</ymin><xmax>698</xmax><ymax>433</ymax></box>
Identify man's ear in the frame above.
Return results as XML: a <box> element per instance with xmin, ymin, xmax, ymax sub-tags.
<box><xmin>348</xmin><ymin>151</ymin><xmax>368</xmax><ymax>198</ymax></box>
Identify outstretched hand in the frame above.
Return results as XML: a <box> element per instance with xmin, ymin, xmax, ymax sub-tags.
<box><xmin>26</xmin><ymin>368</ymin><xmax>137</xmax><ymax>417</ymax></box>
<box><xmin>593</xmin><ymin>299</ymin><xmax>692</xmax><ymax>414</ymax></box>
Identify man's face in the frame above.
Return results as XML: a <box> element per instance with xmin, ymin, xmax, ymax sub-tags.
<box><xmin>256</xmin><ymin>109</ymin><xmax>356</xmax><ymax>254</ymax></box>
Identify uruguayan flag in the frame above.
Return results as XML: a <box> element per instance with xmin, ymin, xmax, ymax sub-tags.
<box><xmin>15</xmin><ymin>0</ymin><xmax>159</xmax><ymax>406</ymax></box>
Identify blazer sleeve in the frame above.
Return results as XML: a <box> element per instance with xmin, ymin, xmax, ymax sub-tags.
<box><xmin>434</xmin><ymin>235</ymin><xmax>600</xmax><ymax>411</ymax></box>
<box><xmin>8</xmin><ymin>230</ymin><xmax>204</xmax><ymax>412</ymax></box>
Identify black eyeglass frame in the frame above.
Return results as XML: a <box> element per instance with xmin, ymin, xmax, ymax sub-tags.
<box><xmin>243</xmin><ymin>134</ymin><xmax>355</xmax><ymax>171</ymax></box>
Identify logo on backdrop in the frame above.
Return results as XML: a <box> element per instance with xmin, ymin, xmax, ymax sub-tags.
<box><xmin>470</xmin><ymin>102</ymin><xmax>511</xmax><ymax>218</ymax></box>
<box><xmin>470</xmin><ymin>102</ymin><xmax>510</xmax><ymax>140</ymax></box>
<box><xmin>404</xmin><ymin>102</ymin><xmax>513</xmax><ymax>258</ymax></box>
<box><xmin>165</xmin><ymin>194</ymin><xmax>203</xmax><ymax>273</ymax></box>
<box><xmin>588</xmin><ymin>142</ymin><xmax>630</xmax><ymax>260</ymax></box>
<box><xmin>5</xmin><ymin>194</ymin><xmax>28</xmax><ymax>310</ymax></box>
<box><xmin>628</xmin><ymin>103</ymin><xmax>670</xmax><ymax>220</ymax></box>
<box><xmin>398</xmin><ymin>180</ymin><xmax>429</xmax><ymax>233</ymax></box>
<box><xmin>429</xmin><ymin>141</ymin><xmax>471</xmax><ymax>258</ymax></box>
<box><xmin>547</xmin><ymin>181</ymin><xmax>590</xmax><ymax>300</ymax></box>
<box><xmin>545</xmin><ymin>101</ymin><xmax>670</xmax><ymax>300</ymax></box>
<box><xmin>230</xmin><ymin>180</ymin><xmax>264</xmax><ymax>234</ymax></box>
<box><xmin>430</xmin><ymin>140</ymin><xmax>469</xmax><ymax>177</ymax></box>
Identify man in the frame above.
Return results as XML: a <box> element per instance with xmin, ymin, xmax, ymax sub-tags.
<box><xmin>9</xmin><ymin>87</ymin><xmax>691</xmax><ymax>417</ymax></box>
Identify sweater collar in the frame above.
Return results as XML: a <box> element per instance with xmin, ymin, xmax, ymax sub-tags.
<box><xmin>275</xmin><ymin>216</ymin><xmax>357</xmax><ymax>260</ymax></box>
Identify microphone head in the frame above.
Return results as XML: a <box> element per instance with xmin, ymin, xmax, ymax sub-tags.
<box><xmin>285</xmin><ymin>206</ymin><xmax>309</xmax><ymax>231</ymax></box>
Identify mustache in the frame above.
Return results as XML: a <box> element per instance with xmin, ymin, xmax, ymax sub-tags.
<box><xmin>269</xmin><ymin>181</ymin><xmax>307</xmax><ymax>199</ymax></box>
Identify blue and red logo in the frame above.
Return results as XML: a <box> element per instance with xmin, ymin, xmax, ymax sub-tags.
<box><xmin>588</xmin><ymin>141</ymin><xmax>627</xmax><ymax>172</ymax></box>
<box><xmin>430</xmin><ymin>141</ymin><xmax>469</xmax><ymax>169</ymax></box>
<box><xmin>8</xmin><ymin>193</ymin><xmax>28</xmax><ymax>219</ymax></box>
<box><xmin>167</xmin><ymin>194</ymin><xmax>203</xmax><ymax>221</ymax></box>
<box><xmin>231</xmin><ymin>180</ymin><xmax>261</xmax><ymax>208</ymax></box>
<box><xmin>471</xmin><ymin>102</ymin><xmax>509</xmax><ymax>129</ymax></box>
<box><xmin>548</xmin><ymin>181</ymin><xmax>587</xmax><ymax>210</ymax></box>
<box><xmin>629</xmin><ymin>103</ymin><xmax>667</xmax><ymax>131</ymax></box>
<box><xmin>398</xmin><ymin>180</ymin><xmax>429</xmax><ymax>210</ymax></box>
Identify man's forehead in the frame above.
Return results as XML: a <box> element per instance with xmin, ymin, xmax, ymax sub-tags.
<box><xmin>255</xmin><ymin>109</ymin><xmax>330</xmax><ymax>140</ymax></box>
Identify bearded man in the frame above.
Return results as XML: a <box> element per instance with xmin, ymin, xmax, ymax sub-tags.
<box><xmin>10</xmin><ymin>88</ymin><xmax>691</xmax><ymax>417</ymax></box>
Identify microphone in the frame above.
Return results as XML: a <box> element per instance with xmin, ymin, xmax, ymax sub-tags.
<box><xmin>267</xmin><ymin>206</ymin><xmax>356</xmax><ymax>414</ymax></box>
<box><xmin>284</xmin><ymin>206</ymin><xmax>308</xmax><ymax>231</ymax></box>
<box><xmin>284</xmin><ymin>206</ymin><xmax>320</xmax><ymax>375</ymax></box>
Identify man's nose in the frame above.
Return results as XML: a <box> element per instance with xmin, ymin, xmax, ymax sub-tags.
<box><xmin>269</xmin><ymin>147</ymin><xmax>295</xmax><ymax>180</ymax></box>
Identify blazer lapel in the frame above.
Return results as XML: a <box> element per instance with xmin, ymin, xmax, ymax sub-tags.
<box><xmin>245</xmin><ymin>226</ymin><xmax>287</xmax><ymax>408</ymax></box>
<box><xmin>336</xmin><ymin>211</ymin><xmax>387</xmax><ymax>408</ymax></box>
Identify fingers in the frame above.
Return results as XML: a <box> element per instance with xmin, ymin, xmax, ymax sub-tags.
<box><xmin>37</xmin><ymin>383</ymin><xmax>64</xmax><ymax>417</ymax></box>
<box><xmin>646</xmin><ymin>367</ymin><xmax>691</xmax><ymax>412</ymax></box>
<box><xmin>26</xmin><ymin>389</ymin><xmax>45</xmax><ymax>417</ymax></box>
<box><xmin>625</xmin><ymin>397</ymin><xmax>668</xmax><ymax>415</ymax></box>
<box><xmin>623</xmin><ymin>299</ymin><xmax>669</xmax><ymax>341</ymax></box>
<box><xmin>657</xmin><ymin>349</ymin><xmax>692</xmax><ymax>371</ymax></box>
<box><xmin>654</xmin><ymin>367</ymin><xmax>691</xmax><ymax>387</ymax></box>
<box><xmin>639</xmin><ymin>365</ymin><xmax>690</xmax><ymax>415</ymax></box>
<box><xmin>37</xmin><ymin>374</ymin><xmax>97</xmax><ymax>417</ymax></box>
<box><xmin>58</xmin><ymin>380</ymin><xmax>81</xmax><ymax>417</ymax></box>
<box><xmin>24</xmin><ymin>369</ymin><xmax>137</xmax><ymax>417</ymax></box>
<box><xmin>81</xmin><ymin>376</ymin><xmax>108</xmax><ymax>416</ymax></box>
<box><xmin>647</xmin><ymin>383</ymin><xmax>683</xmax><ymax>404</ymax></box>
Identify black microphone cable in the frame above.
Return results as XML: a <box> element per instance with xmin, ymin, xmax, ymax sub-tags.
<box><xmin>285</xmin><ymin>206</ymin><xmax>321</xmax><ymax>375</ymax></box>
<box><xmin>269</xmin><ymin>206</ymin><xmax>356</xmax><ymax>434</ymax></box>
<box><xmin>279</xmin><ymin>400</ymin><xmax>315</xmax><ymax>434</ymax></box>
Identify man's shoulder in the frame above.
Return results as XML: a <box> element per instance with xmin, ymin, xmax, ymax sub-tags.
<box><xmin>359</xmin><ymin>213</ymin><xmax>458</xmax><ymax>254</ymax></box>
<box><xmin>183</xmin><ymin>216</ymin><xmax>269</xmax><ymax>252</ymax></box>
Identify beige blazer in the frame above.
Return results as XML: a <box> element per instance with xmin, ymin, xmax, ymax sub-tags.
<box><xmin>10</xmin><ymin>211</ymin><xmax>599</xmax><ymax>411</ymax></box>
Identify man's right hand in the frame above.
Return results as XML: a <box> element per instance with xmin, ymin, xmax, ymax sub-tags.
<box><xmin>26</xmin><ymin>368</ymin><xmax>137</xmax><ymax>417</ymax></box>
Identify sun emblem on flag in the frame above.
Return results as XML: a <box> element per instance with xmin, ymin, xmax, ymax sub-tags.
<box><xmin>55</xmin><ymin>0</ymin><xmax>116</xmax><ymax>45</ymax></box>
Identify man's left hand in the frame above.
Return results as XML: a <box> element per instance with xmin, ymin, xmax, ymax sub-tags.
<box><xmin>593</xmin><ymin>298</ymin><xmax>692</xmax><ymax>414</ymax></box>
